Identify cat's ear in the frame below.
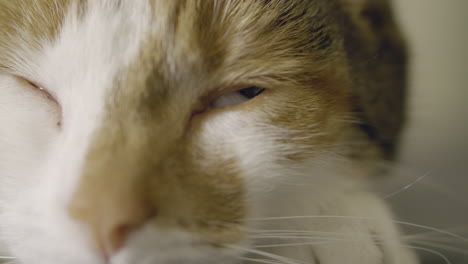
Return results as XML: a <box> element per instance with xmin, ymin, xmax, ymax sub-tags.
<box><xmin>342</xmin><ymin>0</ymin><xmax>400</xmax><ymax>35</ymax></box>
<box><xmin>341</xmin><ymin>0</ymin><xmax>408</xmax><ymax>159</ymax></box>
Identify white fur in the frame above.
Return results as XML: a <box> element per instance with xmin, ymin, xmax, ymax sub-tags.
<box><xmin>1</xmin><ymin>1</ymin><xmax>154</xmax><ymax>263</ymax></box>
<box><xmin>0</xmin><ymin>1</ymin><xmax>418</xmax><ymax>264</ymax></box>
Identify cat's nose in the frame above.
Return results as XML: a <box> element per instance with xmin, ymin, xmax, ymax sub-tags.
<box><xmin>68</xmin><ymin>193</ymin><xmax>157</xmax><ymax>254</ymax></box>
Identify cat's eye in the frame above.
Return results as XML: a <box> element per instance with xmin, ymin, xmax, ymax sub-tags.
<box><xmin>24</xmin><ymin>79</ymin><xmax>57</xmax><ymax>103</ymax></box>
<box><xmin>211</xmin><ymin>86</ymin><xmax>265</xmax><ymax>108</ymax></box>
<box><xmin>239</xmin><ymin>86</ymin><xmax>265</xmax><ymax>99</ymax></box>
<box><xmin>21</xmin><ymin>77</ymin><xmax>62</xmax><ymax>126</ymax></box>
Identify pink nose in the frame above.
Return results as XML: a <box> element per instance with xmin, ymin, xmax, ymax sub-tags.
<box><xmin>68</xmin><ymin>195</ymin><xmax>157</xmax><ymax>254</ymax></box>
<box><xmin>100</xmin><ymin>222</ymin><xmax>138</xmax><ymax>253</ymax></box>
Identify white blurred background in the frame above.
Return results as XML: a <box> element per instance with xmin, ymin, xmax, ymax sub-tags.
<box><xmin>382</xmin><ymin>1</ymin><xmax>468</xmax><ymax>263</ymax></box>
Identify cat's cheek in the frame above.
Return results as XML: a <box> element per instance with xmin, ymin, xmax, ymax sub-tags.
<box><xmin>0</xmin><ymin>76</ymin><xmax>90</xmax><ymax>262</ymax></box>
<box><xmin>0</xmin><ymin>75</ymin><xmax>61</xmax><ymax>193</ymax></box>
<box><xmin>192</xmin><ymin>107</ymin><xmax>290</xmax><ymax>203</ymax></box>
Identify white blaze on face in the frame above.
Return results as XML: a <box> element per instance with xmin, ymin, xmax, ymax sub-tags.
<box><xmin>38</xmin><ymin>0</ymin><xmax>154</xmax><ymax>206</ymax></box>
<box><xmin>0</xmin><ymin>1</ymin><xmax>155</xmax><ymax>263</ymax></box>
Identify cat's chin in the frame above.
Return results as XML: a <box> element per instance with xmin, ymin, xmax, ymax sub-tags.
<box><xmin>6</xmin><ymin>221</ymin><xmax>244</xmax><ymax>264</ymax></box>
<box><xmin>110</xmin><ymin>225</ymin><xmax>244</xmax><ymax>264</ymax></box>
<box><xmin>2</xmin><ymin>213</ymin><xmax>100</xmax><ymax>264</ymax></box>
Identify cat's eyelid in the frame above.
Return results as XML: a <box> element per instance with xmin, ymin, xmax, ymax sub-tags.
<box><xmin>190</xmin><ymin>85</ymin><xmax>267</xmax><ymax>117</ymax></box>
<box><xmin>21</xmin><ymin>77</ymin><xmax>58</xmax><ymax>103</ymax></box>
<box><xmin>19</xmin><ymin>77</ymin><xmax>63</xmax><ymax>127</ymax></box>
<box><xmin>26</xmin><ymin>79</ymin><xmax>45</xmax><ymax>91</ymax></box>
<box><xmin>208</xmin><ymin>86</ymin><xmax>266</xmax><ymax>110</ymax></box>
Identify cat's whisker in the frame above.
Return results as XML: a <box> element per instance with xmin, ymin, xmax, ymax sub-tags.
<box><xmin>246</xmin><ymin>235</ymin><xmax>454</xmax><ymax>264</ymax></box>
<box><xmin>249</xmin><ymin>230</ymin><xmax>352</xmax><ymax>235</ymax></box>
<box><xmin>410</xmin><ymin>240</ymin><xmax>468</xmax><ymax>256</ymax></box>
<box><xmin>412</xmin><ymin>236</ymin><xmax>468</xmax><ymax>244</ymax></box>
<box><xmin>239</xmin><ymin>257</ymin><xmax>283</xmax><ymax>264</ymax></box>
<box><xmin>228</xmin><ymin>245</ymin><xmax>305</xmax><ymax>264</ymax></box>
<box><xmin>248</xmin><ymin>236</ymin><xmax>454</xmax><ymax>264</ymax></box>
<box><xmin>248</xmin><ymin>228</ymin><xmax>380</xmax><ymax>235</ymax></box>
<box><xmin>408</xmin><ymin>246</ymin><xmax>452</xmax><ymax>264</ymax></box>
<box><xmin>248</xmin><ymin>227</ymin><xmax>389</xmax><ymax>241</ymax></box>
<box><xmin>250</xmin><ymin>235</ymin><xmax>349</xmax><ymax>241</ymax></box>
<box><xmin>203</xmin><ymin>220</ymin><xmax>379</xmax><ymax>240</ymax></box>
<box><xmin>249</xmin><ymin>225</ymin><xmax>465</xmax><ymax>264</ymax></box>
<box><xmin>253</xmin><ymin>239</ymin><xmax>403</xmax><ymax>249</ymax></box>
<box><xmin>249</xmin><ymin>233</ymin><xmax>402</xmax><ymax>245</ymax></box>
<box><xmin>375</xmin><ymin>161</ymin><xmax>468</xmax><ymax>206</ymax></box>
<box><xmin>403</xmin><ymin>226</ymin><xmax>468</xmax><ymax>240</ymax></box>
<box><xmin>248</xmin><ymin>226</ymin><xmax>467</xmax><ymax>262</ymax></box>
<box><xmin>248</xmin><ymin>215</ymin><xmax>468</xmax><ymax>242</ymax></box>
<box><xmin>248</xmin><ymin>229</ymin><xmax>373</xmax><ymax>237</ymax></box>
<box><xmin>253</xmin><ymin>241</ymin><xmax>334</xmax><ymax>248</ymax></box>
<box><xmin>383</xmin><ymin>170</ymin><xmax>432</xmax><ymax>199</ymax></box>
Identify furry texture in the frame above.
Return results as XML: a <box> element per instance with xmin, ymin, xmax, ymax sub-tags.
<box><xmin>0</xmin><ymin>0</ymin><xmax>416</xmax><ymax>264</ymax></box>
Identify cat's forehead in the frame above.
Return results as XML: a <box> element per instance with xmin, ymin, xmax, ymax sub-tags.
<box><xmin>117</xmin><ymin>0</ymin><xmax>341</xmax><ymax>95</ymax></box>
<box><xmin>0</xmin><ymin>0</ymin><xmax>341</xmax><ymax>87</ymax></box>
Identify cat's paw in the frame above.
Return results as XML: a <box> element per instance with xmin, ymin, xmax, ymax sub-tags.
<box><xmin>309</xmin><ymin>223</ymin><xmax>418</xmax><ymax>264</ymax></box>
<box><xmin>251</xmin><ymin>192</ymin><xmax>419</xmax><ymax>264</ymax></box>
<box><xmin>308</xmin><ymin>193</ymin><xmax>419</xmax><ymax>264</ymax></box>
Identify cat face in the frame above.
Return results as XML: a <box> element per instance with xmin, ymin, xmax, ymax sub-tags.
<box><xmin>0</xmin><ymin>1</ymin><xmax>408</xmax><ymax>264</ymax></box>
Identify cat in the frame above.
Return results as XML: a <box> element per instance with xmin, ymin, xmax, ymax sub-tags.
<box><xmin>0</xmin><ymin>0</ymin><xmax>419</xmax><ymax>263</ymax></box>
